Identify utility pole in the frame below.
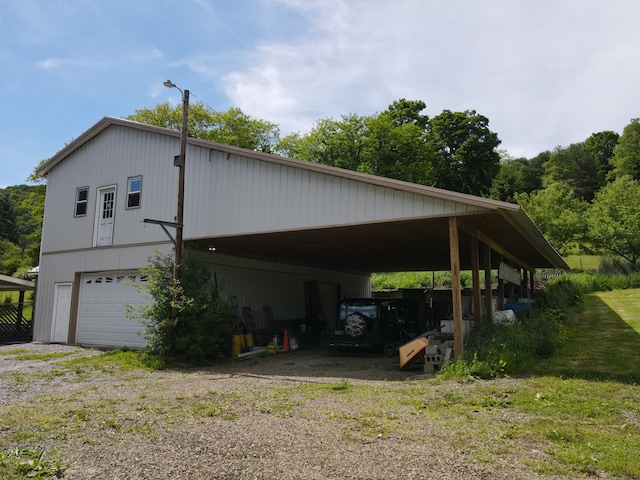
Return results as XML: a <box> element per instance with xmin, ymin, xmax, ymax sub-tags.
<box><xmin>163</xmin><ymin>80</ymin><xmax>189</xmax><ymax>352</ymax></box>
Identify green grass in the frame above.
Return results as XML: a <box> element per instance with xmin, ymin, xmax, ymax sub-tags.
<box><xmin>532</xmin><ymin>288</ymin><xmax>640</xmax><ymax>383</ymax></box>
<box><xmin>11</xmin><ymin>352</ymin><xmax>74</xmax><ymax>361</ymax></box>
<box><xmin>0</xmin><ymin>349</ymin><xmax>29</xmax><ymax>356</ymax></box>
<box><xmin>518</xmin><ymin>288</ymin><xmax>640</xmax><ymax>476</ymax></box>
<box><xmin>58</xmin><ymin>349</ymin><xmax>148</xmax><ymax>372</ymax></box>
<box><xmin>563</xmin><ymin>254</ymin><xmax>601</xmax><ymax>271</ymax></box>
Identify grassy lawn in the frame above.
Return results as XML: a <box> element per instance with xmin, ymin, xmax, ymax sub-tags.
<box><xmin>523</xmin><ymin>288</ymin><xmax>640</xmax><ymax>476</ymax></box>
<box><xmin>533</xmin><ymin>289</ymin><xmax>640</xmax><ymax>383</ymax></box>
<box><xmin>563</xmin><ymin>254</ymin><xmax>601</xmax><ymax>271</ymax></box>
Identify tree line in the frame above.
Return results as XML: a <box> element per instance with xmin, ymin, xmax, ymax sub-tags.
<box><xmin>0</xmin><ymin>184</ymin><xmax>44</xmax><ymax>277</ymax></box>
<box><xmin>1</xmin><ymin>99</ymin><xmax>639</xmax><ymax>277</ymax></box>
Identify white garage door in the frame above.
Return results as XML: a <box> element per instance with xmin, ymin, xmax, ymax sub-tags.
<box><xmin>77</xmin><ymin>271</ymin><xmax>151</xmax><ymax>348</ymax></box>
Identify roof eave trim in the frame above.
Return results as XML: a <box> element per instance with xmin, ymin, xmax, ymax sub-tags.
<box><xmin>498</xmin><ymin>209</ymin><xmax>569</xmax><ymax>270</ymax></box>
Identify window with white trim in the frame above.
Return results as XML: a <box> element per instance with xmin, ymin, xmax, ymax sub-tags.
<box><xmin>126</xmin><ymin>176</ymin><xmax>142</xmax><ymax>209</ymax></box>
<box><xmin>75</xmin><ymin>187</ymin><xmax>88</xmax><ymax>216</ymax></box>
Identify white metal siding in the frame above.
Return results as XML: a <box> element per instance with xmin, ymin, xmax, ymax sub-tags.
<box><xmin>184</xmin><ymin>149</ymin><xmax>489</xmax><ymax>239</ymax></box>
<box><xmin>189</xmin><ymin>251</ymin><xmax>369</xmax><ymax>332</ymax></box>
<box><xmin>34</xmin><ymin>246</ymin><xmax>368</xmax><ymax>345</ymax></box>
<box><xmin>33</xmin><ymin>243</ymin><xmax>173</xmax><ymax>343</ymax></box>
<box><xmin>41</xmin><ymin>126</ymin><xmax>181</xmax><ymax>253</ymax></box>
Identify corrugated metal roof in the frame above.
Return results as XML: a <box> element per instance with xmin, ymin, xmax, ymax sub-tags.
<box><xmin>38</xmin><ymin>116</ymin><xmax>568</xmax><ymax>273</ymax></box>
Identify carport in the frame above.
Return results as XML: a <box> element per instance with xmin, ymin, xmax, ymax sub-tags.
<box><xmin>187</xmin><ymin>180</ymin><xmax>569</xmax><ymax>358</ymax></box>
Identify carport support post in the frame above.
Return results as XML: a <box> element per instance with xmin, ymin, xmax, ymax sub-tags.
<box><xmin>484</xmin><ymin>243</ymin><xmax>493</xmax><ymax>320</ymax></box>
<box><xmin>448</xmin><ymin>217</ymin><xmax>464</xmax><ymax>359</ymax></box>
<box><xmin>15</xmin><ymin>291</ymin><xmax>25</xmax><ymax>330</ymax></box>
<box><xmin>530</xmin><ymin>270</ymin><xmax>535</xmax><ymax>298</ymax></box>
<box><xmin>471</xmin><ymin>236</ymin><xmax>481</xmax><ymax>322</ymax></box>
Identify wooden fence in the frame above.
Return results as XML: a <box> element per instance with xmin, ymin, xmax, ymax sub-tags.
<box><xmin>0</xmin><ymin>303</ymin><xmax>33</xmax><ymax>343</ymax></box>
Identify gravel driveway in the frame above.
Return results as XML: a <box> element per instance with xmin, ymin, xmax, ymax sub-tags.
<box><xmin>0</xmin><ymin>343</ymin><xmax>599</xmax><ymax>479</ymax></box>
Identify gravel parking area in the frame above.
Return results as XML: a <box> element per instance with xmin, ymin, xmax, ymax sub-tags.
<box><xmin>0</xmin><ymin>343</ymin><xmax>592</xmax><ymax>479</ymax></box>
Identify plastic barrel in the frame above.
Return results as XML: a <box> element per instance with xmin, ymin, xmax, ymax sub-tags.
<box><xmin>232</xmin><ymin>335</ymin><xmax>243</xmax><ymax>356</ymax></box>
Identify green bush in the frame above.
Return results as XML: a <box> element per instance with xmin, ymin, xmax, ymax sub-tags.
<box><xmin>127</xmin><ymin>249</ymin><xmax>232</xmax><ymax>366</ymax></box>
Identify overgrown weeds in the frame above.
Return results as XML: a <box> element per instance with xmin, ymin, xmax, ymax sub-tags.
<box><xmin>0</xmin><ymin>448</ymin><xmax>65</xmax><ymax>479</ymax></box>
<box><xmin>441</xmin><ymin>272</ymin><xmax>640</xmax><ymax>380</ymax></box>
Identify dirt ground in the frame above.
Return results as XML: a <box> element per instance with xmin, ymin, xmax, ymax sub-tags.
<box><xmin>0</xmin><ymin>343</ymin><xmax>616</xmax><ymax>480</ymax></box>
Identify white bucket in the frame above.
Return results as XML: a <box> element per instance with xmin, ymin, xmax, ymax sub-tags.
<box><xmin>492</xmin><ymin>309</ymin><xmax>516</xmax><ymax>325</ymax></box>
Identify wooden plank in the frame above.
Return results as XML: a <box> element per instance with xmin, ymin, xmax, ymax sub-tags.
<box><xmin>448</xmin><ymin>217</ymin><xmax>464</xmax><ymax>359</ymax></box>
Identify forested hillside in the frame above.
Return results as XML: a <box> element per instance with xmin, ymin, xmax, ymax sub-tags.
<box><xmin>0</xmin><ymin>184</ymin><xmax>44</xmax><ymax>276</ymax></box>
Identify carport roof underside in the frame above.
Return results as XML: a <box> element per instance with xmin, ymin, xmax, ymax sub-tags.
<box><xmin>188</xmin><ymin>208</ymin><xmax>569</xmax><ymax>275</ymax></box>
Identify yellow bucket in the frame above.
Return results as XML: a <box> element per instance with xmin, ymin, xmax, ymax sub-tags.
<box><xmin>232</xmin><ymin>335</ymin><xmax>243</xmax><ymax>356</ymax></box>
<box><xmin>244</xmin><ymin>333</ymin><xmax>254</xmax><ymax>348</ymax></box>
<box><xmin>266</xmin><ymin>342</ymin><xmax>277</xmax><ymax>354</ymax></box>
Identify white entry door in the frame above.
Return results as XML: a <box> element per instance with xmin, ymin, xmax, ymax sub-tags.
<box><xmin>51</xmin><ymin>283</ymin><xmax>72</xmax><ymax>343</ymax></box>
<box><xmin>95</xmin><ymin>186</ymin><xmax>116</xmax><ymax>246</ymax></box>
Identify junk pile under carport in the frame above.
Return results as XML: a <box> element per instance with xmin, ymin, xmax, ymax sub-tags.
<box><xmin>230</xmin><ymin>301</ymin><xmax>304</xmax><ymax>359</ymax></box>
<box><xmin>398</xmin><ymin>332</ymin><xmax>454</xmax><ymax>373</ymax></box>
<box><xmin>398</xmin><ymin>298</ymin><xmax>534</xmax><ymax>372</ymax></box>
<box><xmin>233</xmin><ymin>327</ymin><xmax>301</xmax><ymax>359</ymax></box>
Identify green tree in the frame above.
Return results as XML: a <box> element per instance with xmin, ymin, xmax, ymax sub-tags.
<box><xmin>585</xmin><ymin>130</ymin><xmax>619</xmax><ymax>186</ymax></box>
<box><xmin>427</xmin><ymin>109</ymin><xmax>501</xmax><ymax>196</ymax></box>
<box><xmin>587</xmin><ymin>176</ymin><xmax>640</xmax><ymax>267</ymax></box>
<box><xmin>490</xmin><ymin>156</ymin><xmax>532</xmax><ymax>202</ymax></box>
<box><xmin>360</xmin><ymin>100</ymin><xmax>433</xmax><ymax>183</ymax></box>
<box><xmin>515</xmin><ymin>183</ymin><xmax>588</xmax><ymax>254</ymax></box>
<box><xmin>0</xmin><ymin>184</ymin><xmax>45</xmax><ymax>274</ymax></box>
<box><xmin>543</xmin><ymin>142</ymin><xmax>600</xmax><ymax>201</ymax></box>
<box><xmin>0</xmin><ymin>238</ymin><xmax>22</xmax><ymax>275</ymax></box>
<box><xmin>384</xmin><ymin>98</ymin><xmax>430</xmax><ymax>129</ymax></box>
<box><xmin>523</xmin><ymin>151</ymin><xmax>548</xmax><ymax>193</ymax></box>
<box><xmin>0</xmin><ymin>190</ymin><xmax>18</xmax><ymax>244</ymax></box>
<box><xmin>19</xmin><ymin>185</ymin><xmax>45</xmax><ymax>267</ymax></box>
<box><xmin>127</xmin><ymin>103</ymin><xmax>280</xmax><ymax>153</ymax></box>
<box><xmin>277</xmin><ymin>99</ymin><xmax>434</xmax><ymax>185</ymax></box>
<box><xmin>279</xmin><ymin>114</ymin><xmax>368</xmax><ymax>170</ymax></box>
<box><xmin>610</xmin><ymin>118</ymin><xmax>640</xmax><ymax>180</ymax></box>
<box><xmin>128</xmin><ymin>250</ymin><xmax>233</xmax><ymax>364</ymax></box>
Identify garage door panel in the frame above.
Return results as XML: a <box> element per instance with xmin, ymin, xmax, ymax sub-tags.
<box><xmin>77</xmin><ymin>271</ymin><xmax>150</xmax><ymax>348</ymax></box>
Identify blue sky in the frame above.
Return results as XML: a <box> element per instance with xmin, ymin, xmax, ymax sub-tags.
<box><xmin>2</xmin><ymin>0</ymin><xmax>640</xmax><ymax>188</ymax></box>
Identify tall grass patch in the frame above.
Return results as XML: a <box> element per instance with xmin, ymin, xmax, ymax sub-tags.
<box><xmin>442</xmin><ymin>273</ymin><xmax>640</xmax><ymax>380</ymax></box>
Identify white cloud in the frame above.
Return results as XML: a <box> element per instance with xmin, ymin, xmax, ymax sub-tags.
<box><xmin>39</xmin><ymin>58</ymin><xmax>60</xmax><ymax>70</ymax></box>
<box><xmin>221</xmin><ymin>0</ymin><xmax>640</xmax><ymax>157</ymax></box>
